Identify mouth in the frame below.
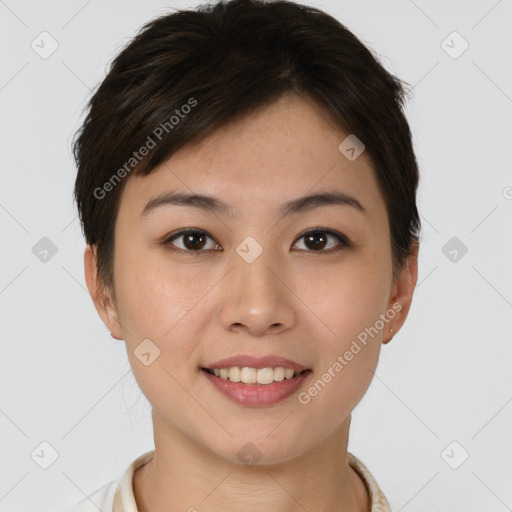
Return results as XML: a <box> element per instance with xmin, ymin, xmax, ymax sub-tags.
<box><xmin>199</xmin><ymin>355</ymin><xmax>312</xmax><ymax>405</ymax></box>
<box><xmin>200</xmin><ymin>366</ymin><xmax>313</xmax><ymax>406</ymax></box>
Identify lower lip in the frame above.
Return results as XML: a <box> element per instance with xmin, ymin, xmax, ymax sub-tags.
<box><xmin>201</xmin><ymin>369</ymin><xmax>312</xmax><ymax>407</ymax></box>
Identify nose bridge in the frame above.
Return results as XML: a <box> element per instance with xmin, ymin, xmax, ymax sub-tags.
<box><xmin>218</xmin><ymin>235</ymin><xmax>295</xmax><ymax>334</ymax></box>
<box><xmin>233</xmin><ymin>236</ymin><xmax>283</xmax><ymax>302</ymax></box>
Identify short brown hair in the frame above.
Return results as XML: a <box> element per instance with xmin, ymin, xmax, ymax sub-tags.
<box><xmin>73</xmin><ymin>0</ymin><xmax>421</xmax><ymax>293</ymax></box>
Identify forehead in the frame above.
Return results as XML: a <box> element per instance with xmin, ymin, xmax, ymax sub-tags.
<box><xmin>119</xmin><ymin>94</ymin><xmax>386</xmax><ymax>225</ymax></box>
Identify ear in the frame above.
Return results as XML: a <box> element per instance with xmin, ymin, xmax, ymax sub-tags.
<box><xmin>83</xmin><ymin>245</ymin><xmax>123</xmax><ymax>340</ymax></box>
<box><xmin>383</xmin><ymin>241</ymin><xmax>419</xmax><ymax>344</ymax></box>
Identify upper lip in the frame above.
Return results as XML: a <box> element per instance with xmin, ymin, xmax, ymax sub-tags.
<box><xmin>202</xmin><ymin>355</ymin><xmax>310</xmax><ymax>373</ymax></box>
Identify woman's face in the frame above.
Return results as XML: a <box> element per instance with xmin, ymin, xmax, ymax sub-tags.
<box><xmin>86</xmin><ymin>93</ymin><xmax>417</xmax><ymax>465</ymax></box>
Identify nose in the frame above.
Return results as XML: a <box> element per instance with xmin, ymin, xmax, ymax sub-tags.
<box><xmin>218</xmin><ymin>245</ymin><xmax>296</xmax><ymax>337</ymax></box>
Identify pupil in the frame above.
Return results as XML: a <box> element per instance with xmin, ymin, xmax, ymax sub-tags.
<box><xmin>306</xmin><ymin>231</ymin><xmax>326</xmax><ymax>250</ymax></box>
<box><xmin>185</xmin><ymin>232</ymin><xmax>206</xmax><ymax>250</ymax></box>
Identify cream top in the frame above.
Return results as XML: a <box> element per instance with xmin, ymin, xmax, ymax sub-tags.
<box><xmin>64</xmin><ymin>450</ymin><xmax>391</xmax><ymax>511</ymax></box>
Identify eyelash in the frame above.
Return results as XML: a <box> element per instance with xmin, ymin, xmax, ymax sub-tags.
<box><xmin>162</xmin><ymin>228</ymin><xmax>351</xmax><ymax>254</ymax></box>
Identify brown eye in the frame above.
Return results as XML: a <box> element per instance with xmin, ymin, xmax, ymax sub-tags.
<box><xmin>293</xmin><ymin>229</ymin><xmax>350</xmax><ymax>252</ymax></box>
<box><xmin>163</xmin><ymin>229</ymin><xmax>220</xmax><ymax>252</ymax></box>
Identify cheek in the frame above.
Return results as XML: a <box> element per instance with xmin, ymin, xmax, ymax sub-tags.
<box><xmin>114</xmin><ymin>260</ymin><xmax>200</xmax><ymax>407</ymax></box>
<box><xmin>299</xmin><ymin>283</ymin><xmax>384</xmax><ymax>425</ymax></box>
<box><xmin>302</xmin><ymin>253</ymin><xmax>391</xmax><ymax>339</ymax></box>
<box><xmin>114</xmin><ymin>248</ymin><xmax>199</xmax><ymax>336</ymax></box>
<box><xmin>113</xmin><ymin>252</ymin><xmax>211</xmax><ymax>394</ymax></box>
<box><xmin>300</xmin><ymin>250</ymin><xmax>390</xmax><ymax>396</ymax></box>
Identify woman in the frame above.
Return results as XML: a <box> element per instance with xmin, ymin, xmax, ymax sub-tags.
<box><xmin>66</xmin><ymin>0</ymin><xmax>421</xmax><ymax>510</ymax></box>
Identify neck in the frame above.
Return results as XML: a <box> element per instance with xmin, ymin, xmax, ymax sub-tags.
<box><xmin>133</xmin><ymin>411</ymin><xmax>369</xmax><ymax>512</ymax></box>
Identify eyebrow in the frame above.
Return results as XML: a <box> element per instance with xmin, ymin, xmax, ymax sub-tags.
<box><xmin>140</xmin><ymin>189</ymin><xmax>367</xmax><ymax>219</ymax></box>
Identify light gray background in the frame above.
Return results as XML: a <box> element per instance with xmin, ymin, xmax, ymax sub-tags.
<box><xmin>1</xmin><ymin>1</ymin><xmax>511</xmax><ymax>511</ymax></box>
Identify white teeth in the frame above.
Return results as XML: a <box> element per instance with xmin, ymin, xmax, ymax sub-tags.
<box><xmin>273</xmin><ymin>366</ymin><xmax>285</xmax><ymax>381</ymax></box>
<box><xmin>209</xmin><ymin>366</ymin><xmax>301</xmax><ymax>384</ymax></box>
<box><xmin>256</xmin><ymin>367</ymin><xmax>274</xmax><ymax>385</ymax></box>
<box><xmin>228</xmin><ymin>367</ymin><xmax>241</xmax><ymax>382</ymax></box>
<box><xmin>241</xmin><ymin>367</ymin><xmax>257</xmax><ymax>383</ymax></box>
<box><xmin>284</xmin><ymin>368</ymin><xmax>294</xmax><ymax>379</ymax></box>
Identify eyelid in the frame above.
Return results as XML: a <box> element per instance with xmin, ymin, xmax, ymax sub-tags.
<box><xmin>162</xmin><ymin>227</ymin><xmax>351</xmax><ymax>253</ymax></box>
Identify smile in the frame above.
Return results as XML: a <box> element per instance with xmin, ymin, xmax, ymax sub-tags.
<box><xmin>200</xmin><ymin>367</ymin><xmax>313</xmax><ymax>406</ymax></box>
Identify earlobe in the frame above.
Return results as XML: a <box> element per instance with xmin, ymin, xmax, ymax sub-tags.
<box><xmin>383</xmin><ymin>241</ymin><xmax>419</xmax><ymax>344</ymax></box>
<box><xmin>83</xmin><ymin>245</ymin><xmax>123</xmax><ymax>340</ymax></box>
<box><xmin>385</xmin><ymin>327</ymin><xmax>394</xmax><ymax>344</ymax></box>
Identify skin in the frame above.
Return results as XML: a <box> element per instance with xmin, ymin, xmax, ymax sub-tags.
<box><xmin>85</xmin><ymin>92</ymin><xmax>418</xmax><ymax>512</ymax></box>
